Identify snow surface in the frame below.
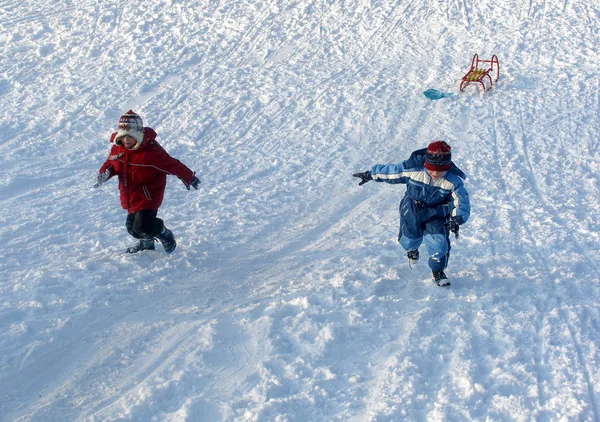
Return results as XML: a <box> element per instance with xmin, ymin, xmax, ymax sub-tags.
<box><xmin>1</xmin><ymin>0</ymin><xmax>600</xmax><ymax>420</ymax></box>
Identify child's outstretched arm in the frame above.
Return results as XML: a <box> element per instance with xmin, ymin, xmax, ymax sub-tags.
<box><xmin>369</xmin><ymin>162</ymin><xmax>410</xmax><ymax>185</ymax></box>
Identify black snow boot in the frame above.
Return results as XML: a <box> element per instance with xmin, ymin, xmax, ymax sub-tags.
<box><xmin>156</xmin><ymin>227</ymin><xmax>176</xmax><ymax>254</ymax></box>
<box><xmin>126</xmin><ymin>238</ymin><xmax>155</xmax><ymax>254</ymax></box>
<box><xmin>406</xmin><ymin>249</ymin><xmax>419</xmax><ymax>267</ymax></box>
<box><xmin>432</xmin><ymin>270</ymin><xmax>450</xmax><ymax>287</ymax></box>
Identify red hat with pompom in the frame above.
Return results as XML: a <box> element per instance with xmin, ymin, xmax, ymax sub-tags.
<box><xmin>424</xmin><ymin>140</ymin><xmax>452</xmax><ymax>171</ymax></box>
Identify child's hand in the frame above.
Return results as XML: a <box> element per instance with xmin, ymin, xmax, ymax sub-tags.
<box><xmin>353</xmin><ymin>171</ymin><xmax>372</xmax><ymax>186</ymax></box>
<box><xmin>181</xmin><ymin>175</ymin><xmax>201</xmax><ymax>190</ymax></box>
<box><xmin>189</xmin><ymin>176</ymin><xmax>201</xmax><ymax>190</ymax></box>
<box><xmin>445</xmin><ymin>217</ymin><xmax>460</xmax><ymax>238</ymax></box>
<box><xmin>94</xmin><ymin>170</ymin><xmax>110</xmax><ymax>188</ymax></box>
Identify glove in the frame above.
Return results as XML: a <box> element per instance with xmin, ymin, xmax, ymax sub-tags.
<box><xmin>445</xmin><ymin>217</ymin><xmax>460</xmax><ymax>239</ymax></box>
<box><xmin>182</xmin><ymin>175</ymin><xmax>201</xmax><ymax>190</ymax></box>
<box><xmin>353</xmin><ymin>171</ymin><xmax>372</xmax><ymax>186</ymax></box>
<box><xmin>94</xmin><ymin>169</ymin><xmax>111</xmax><ymax>188</ymax></box>
<box><xmin>189</xmin><ymin>176</ymin><xmax>201</xmax><ymax>190</ymax></box>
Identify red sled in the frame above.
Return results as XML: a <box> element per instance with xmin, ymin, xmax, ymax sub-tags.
<box><xmin>459</xmin><ymin>54</ymin><xmax>500</xmax><ymax>93</ymax></box>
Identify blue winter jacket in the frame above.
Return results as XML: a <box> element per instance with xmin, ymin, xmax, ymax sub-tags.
<box><xmin>370</xmin><ymin>148</ymin><xmax>470</xmax><ymax>225</ymax></box>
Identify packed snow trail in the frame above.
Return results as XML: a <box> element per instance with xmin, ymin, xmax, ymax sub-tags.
<box><xmin>1</xmin><ymin>0</ymin><xmax>600</xmax><ymax>421</ymax></box>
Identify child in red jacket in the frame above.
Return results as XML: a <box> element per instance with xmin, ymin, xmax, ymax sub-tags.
<box><xmin>95</xmin><ymin>110</ymin><xmax>200</xmax><ymax>254</ymax></box>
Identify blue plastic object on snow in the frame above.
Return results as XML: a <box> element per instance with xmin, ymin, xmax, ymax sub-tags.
<box><xmin>423</xmin><ymin>89</ymin><xmax>453</xmax><ymax>100</ymax></box>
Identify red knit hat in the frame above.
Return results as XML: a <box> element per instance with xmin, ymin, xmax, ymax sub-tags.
<box><xmin>115</xmin><ymin>110</ymin><xmax>144</xmax><ymax>149</ymax></box>
<box><xmin>424</xmin><ymin>140</ymin><xmax>452</xmax><ymax>171</ymax></box>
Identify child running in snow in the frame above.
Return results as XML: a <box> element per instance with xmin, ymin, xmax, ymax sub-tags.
<box><xmin>353</xmin><ymin>141</ymin><xmax>470</xmax><ymax>286</ymax></box>
<box><xmin>95</xmin><ymin>110</ymin><xmax>200</xmax><ymax>254</ymax></box>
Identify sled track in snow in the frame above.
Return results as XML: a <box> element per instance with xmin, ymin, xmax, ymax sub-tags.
<box><xmin>0</xmin><ymin>5</ymin><xmax>78</xmax><ymax>28</ymax></box>
<box><xmin>490</xmin><ymin>94</ymin><xmax>600</xmax><ymax>420</ymax></box>
<box><xmin>152</xmin><ymin>0</ymin><xmax>421</xmax><ymax>159</ymax></box>
<box><xmin>487</xmin><ymin>101</ymin><xmax>549</xmax><ymax>412</ymax></box>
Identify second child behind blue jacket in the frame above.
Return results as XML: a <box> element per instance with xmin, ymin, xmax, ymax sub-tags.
<box><xmin>353</xmin><ymin>141</ymin><xmax>470</xmax><ymax>287</ymax></box>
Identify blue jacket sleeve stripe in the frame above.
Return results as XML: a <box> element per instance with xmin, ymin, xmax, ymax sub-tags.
<box><xmin>370</xmin><ymin>163</ymin><xmax>406</xmax><ymax>182</ymax></box>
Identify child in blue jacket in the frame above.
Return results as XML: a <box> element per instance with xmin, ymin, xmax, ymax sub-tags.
<box><xmin>353</xmin><ymin>141</ymin><xmax>470</xmax><ymax>286</ymax></box>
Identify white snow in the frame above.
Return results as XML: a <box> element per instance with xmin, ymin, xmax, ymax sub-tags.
<box><xmin>1</xmin><ymin>0</ymin><xmax>600</xmax><ymax>420</ymax></box>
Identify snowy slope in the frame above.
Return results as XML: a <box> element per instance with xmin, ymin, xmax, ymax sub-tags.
<box><xmin>1</xmin><ymin>0</ymin><xmax>600</xmax><ymax>420</ymax></box>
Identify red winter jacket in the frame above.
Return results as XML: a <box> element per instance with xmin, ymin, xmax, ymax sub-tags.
<box><xmin>99</xmin><ymin>127</ymin><xmax>195</xmax><ymax>213</ymax></box>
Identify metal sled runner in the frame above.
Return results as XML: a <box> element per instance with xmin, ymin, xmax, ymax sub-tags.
<box><xmin>459</xmin><ymin>54</ymin><xmax>500</xmax><ymax>93</ymax></box>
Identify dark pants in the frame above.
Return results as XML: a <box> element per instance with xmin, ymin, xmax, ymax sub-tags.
<box><xmin>126</xmin><ymin>210</ymin><xmax>164</xmax><ymax>239</ymax></box>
